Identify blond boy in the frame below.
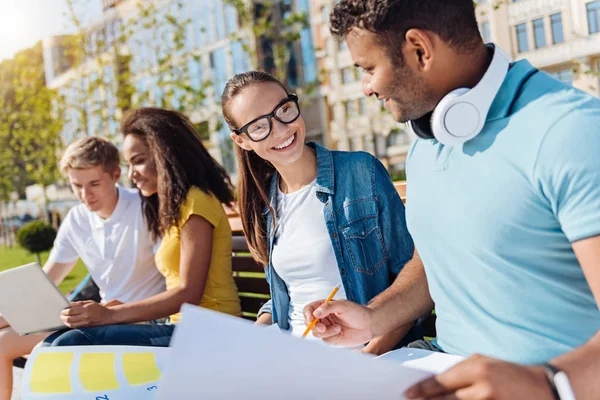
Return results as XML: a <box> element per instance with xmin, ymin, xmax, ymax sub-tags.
<box><xmin>0</xmin><ymin>137</ymin><xmax>165</xmax><ymax>400</ymax></box>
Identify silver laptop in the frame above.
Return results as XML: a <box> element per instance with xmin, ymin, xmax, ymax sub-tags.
<box><xmin>0</xmin><ymin>263</ymin><xmax>70</xmax><ymax>335</ymax></box>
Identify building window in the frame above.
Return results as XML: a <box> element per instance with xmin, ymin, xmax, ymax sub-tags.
<box><xmin>479</xmin><ymin>22</ymin><xmax>491</xmax><ymax>43</ymax></box>
<box><xmin>549</xmin><ymin>68</ymin><xmax>573</xmax><ymax>85</ymax></box>
<box><xmin>349</xmin><ymin>137</ymin><xmax>362</xmax><ymax>151</ymax></box>
<box><xmin>358</xmin><ymin>98</ymin><xmax>368</xmax><ymax>115</ymax></box>
<box><xmin>341</xmin><ymin>67</ymin><xmax>359</xmax><ymax>84</ymax></box>
<box><xmin>550</xmin><ymin>13</ymin><xmax>565</xmax><ymax>44</ymax></box>
<box><xmin>231</xmin><ymin>41</ymin><xmax>250</xmax><ymax>74</ymax></box>
<box><xmin>338</xmin><ymin>39</ymin><xmax>348</xmax><ymax>52</ymax></box>
<box><xmin>321</xmin><ymin>5</ymin><xmax>329</xmax><ymax>22</ymax></box>
<box><xmin>516</xmin><ymin>23</ymin><xmax>529</xmax><ymax>53</ymax></box>
<box><xmin>215</xmin><ymin>0</ymin><xmax>226</xmax><ymax>40</ymax></box>
<box><xmin>533</xmin><ymin>18</ymin><xmax>546</xmax><ymax>48</ymax></box>
<box><xmin>588</xmin><ymin>0</ymin><xmax>600</xmax><ymax>34</ymax></box>
<box><xmin>344</xmin><ymin>100</ymin><xmax>356</xmax><ymax>119</ymax></box>
<box><xmin>210</xmin><ymin>47</ymin><xmax>228</xmax><ymax>101</ymax></box>
<box><xmin>300</xmin><ymin>28</ymin><xmax>318</xmax><ymax>84</ymax></box>
<box><xmin>225</xmin><ymin>2</ymin><xmax>239</xmax><ymax>35</ymax></box>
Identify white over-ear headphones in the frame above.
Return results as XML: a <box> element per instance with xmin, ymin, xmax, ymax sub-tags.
<box><xmin>408</xmin><ymin>44</ymin><xmax>510</xmax><ymax>146</ymax></box>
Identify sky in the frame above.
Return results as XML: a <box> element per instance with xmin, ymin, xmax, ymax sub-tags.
<box><xmin>0</xmin><ymin>0</ymin><xmax>102</xmax><ymax>62</ymax></box>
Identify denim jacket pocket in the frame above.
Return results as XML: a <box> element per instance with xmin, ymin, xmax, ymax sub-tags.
<box><xmin>341</xmin><ymin>216</ymin><xmax>388</xmax><ymax>275</ymax></box>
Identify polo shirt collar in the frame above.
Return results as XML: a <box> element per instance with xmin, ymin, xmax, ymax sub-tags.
<box><xmin>92</xmin><ymin>185</ymin><xmax>128</xmax><ymax>229</ymax></box>
<box><xmin>487</xmin><ymin>59</ymin><xmax>537</xmax><ymax>122</ymax></box>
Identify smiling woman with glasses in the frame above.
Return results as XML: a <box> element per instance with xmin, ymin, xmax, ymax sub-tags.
<box><xmin>232</xmin><ymin>94</ymin><xmax>300</xmax><ymax>142</ymax></box>
<box><xmin>221</xmin><ymin>71</ymin><xmax>424</xmax><ymax>355</ymax></box>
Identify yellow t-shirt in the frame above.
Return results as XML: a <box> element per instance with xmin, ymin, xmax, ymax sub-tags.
<box><xmin>155</xmin><ymin>186</ymin><xmax>241</xmax><ymax>323</ymax></box>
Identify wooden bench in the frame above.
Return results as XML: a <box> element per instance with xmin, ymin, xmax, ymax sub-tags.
<box><xmin>228</xmin><ymin>180</ymin><xmax>437</xmax><ymax>338</ymax></box>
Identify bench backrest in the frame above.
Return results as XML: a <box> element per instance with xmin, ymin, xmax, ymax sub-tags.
<box><xmin>228</xmin><ymin>180</ymin><xmax>437</xmax><ymax>338</ymax></box>
<box><xmin>231</xmin><ymin>235</ymin><xmax>270</xmax><ymax>320</ymax></box>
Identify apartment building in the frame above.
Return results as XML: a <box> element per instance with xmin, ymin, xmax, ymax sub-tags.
<box><xmin>477</xmin><ymin>0</ymin><xmax>600</xmax><ymax>94</ymax></box>
<box><xmin>43</xmin><ymin>0</ymin><xmax>323</xmax><ymax>176</ymax></box>
<box><xmin>308</xmin><ymin>0</ymin><xmax>412</xmax><ymax>177</ymax></box>
<box><xmin>310</xmin><ymin>0</ymin><xmax>600</xmax><ymax>177</ymax></box>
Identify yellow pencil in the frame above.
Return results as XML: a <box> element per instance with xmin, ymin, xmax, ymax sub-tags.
<box><xmin>302</xmin><ymin>284</ymin><xmax>341</xmax><ymax>338</ymax></box>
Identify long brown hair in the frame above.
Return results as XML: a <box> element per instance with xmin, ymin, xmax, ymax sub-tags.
<box><xmin>221</xmin><ymin>71</ymin><xmax>289</xmax><ymax>265</ymax></box>
<box><xmin>121</xmin><ymin>107</ymin><xmax>235</xmax><ymax>240</ymax></box>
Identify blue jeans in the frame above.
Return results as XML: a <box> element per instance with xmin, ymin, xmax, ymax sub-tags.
<box><xmin>42</xmin><ymin>324</ymin><xmax>176</xmax><ymax>347</ymax></box>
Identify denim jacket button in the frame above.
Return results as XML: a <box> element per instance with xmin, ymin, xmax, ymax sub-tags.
<box><xmin>332</xmin><ymin>232</ymin><xmax>337</xmax><ymax>238</ymax></box>
<box><xmin>341</xmin><ymin>269</ymin><xmax>345</xmax><ymax>275</ymax></box>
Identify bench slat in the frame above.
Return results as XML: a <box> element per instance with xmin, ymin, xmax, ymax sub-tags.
<box><xmin>232</xmin><ymin>256</ymin><xmax>264</xmax><ymax>273</ymax></box>
<box><xmin>239</xmin><ymin>296</ymin><xmax>269</xmax><ymax>315</ymax></box>
<box><xmin>422</xmin><ymin>313</ymin><xmax>437</xmax><ymax>339</ymax></box>
<box><xmin>232</xmin><ymin>236</ymin><xmax>250</xmax><ymax>252</ymax></box>
<box><xmin>234</xmin><ymin>275</ymin><xmax>270</xmax><ymax>294</ymax></box>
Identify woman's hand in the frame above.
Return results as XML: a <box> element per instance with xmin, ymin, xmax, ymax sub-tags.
<box><xmin>255</xmin><ymin>312</ymin><xmax>273</xmax><ymax>326</ymax></box>
<box><xmin>60</xmin><ymin>301</ymin><xmax>116</xmax><ymax>328</ymax></box>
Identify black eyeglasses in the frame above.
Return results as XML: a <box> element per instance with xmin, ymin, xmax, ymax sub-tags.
<box><xmin>232</xmin><ymin>94</ymin><xmax>301</xmax><ymax>142</ymax></box>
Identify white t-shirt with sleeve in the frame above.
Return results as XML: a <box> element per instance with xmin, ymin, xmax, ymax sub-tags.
<box><xmin>48</xmin><ymin>186</ymin><xmax>165</xmax><ymax>303</ymax></box>
<box><xmin>271</xmin><ymin>180</ymin><xmax>347</xmax><ymax>339</ymax></box>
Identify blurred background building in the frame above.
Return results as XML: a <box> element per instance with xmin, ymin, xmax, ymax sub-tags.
<box><xmin>41</xmin><ymin>0</ymin><xmax>600</xmax><ymax>184</ymax></box>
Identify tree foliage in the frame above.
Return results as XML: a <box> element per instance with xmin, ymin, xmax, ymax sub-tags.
<box><xmin>224</xmin><ymin>0</ymin><xmax>316</xmax><ymax>91</ymax></box>
<box><xmin>16</xmin><ymin>220</ymin><xmax>57</xmax><ymax>264</ymax></box>
<box><xmin>0</xmin><ymin>43</ymin><xmax>62</xmax><ymax>201</ymax></box>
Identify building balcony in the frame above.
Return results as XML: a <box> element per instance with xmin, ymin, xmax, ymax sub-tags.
<box><xmin>517</xmin><ymin>34</ymin><xmax>600</xmax><ymax>68</ymax></box>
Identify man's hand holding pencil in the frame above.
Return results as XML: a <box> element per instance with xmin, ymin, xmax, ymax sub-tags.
<box><xmin>303</xmin><ymin>287</ymin><xmax>376</xmax><ymax>346</ymax></box>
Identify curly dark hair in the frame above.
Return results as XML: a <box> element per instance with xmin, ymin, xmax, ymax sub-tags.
<box><xmin>121</xmin><ymin>107</ymin><xmax>235</xmax><ymax>240</ymax></box>
<box><xmin>330</xmin><ymin>0</ymin><xmax>481</xmax><ymax>61</ymax></box>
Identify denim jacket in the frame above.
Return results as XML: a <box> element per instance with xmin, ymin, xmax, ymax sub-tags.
<box><xmin>258</xmin><ymin>143</ymin><xmax>422</xmax><ymax>343</ymax></box>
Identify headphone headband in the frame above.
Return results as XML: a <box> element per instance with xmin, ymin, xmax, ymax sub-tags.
<box><xmin>409</xmin><ymin>44</ymin><xmax>510</xmax><ymax>146</ymax></box>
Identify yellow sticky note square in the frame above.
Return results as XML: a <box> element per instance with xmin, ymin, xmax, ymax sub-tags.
<box><xmin>122</xmin><ymin>352</ymin><xmax>162</xmax><ymax>386</ymax></box>
<box><xmin>30</xmin><ymin>352</ymin><xmax>74</xmax><ymax>393</ymax></box>
<box><xmin>80</xmin><ymin>353</ymin><xmax>120</xmax><ymax>391</ymax></box>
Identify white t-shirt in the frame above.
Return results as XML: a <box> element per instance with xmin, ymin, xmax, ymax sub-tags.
<box><xmin>48</xmin><ymin>186</ymin><xmax>166</xmax><ymax>303</ymax></box>
<box><xmin>271</xmin><ymin>180</ymin><xmax>347</xmax><ymax>339</ymax></box>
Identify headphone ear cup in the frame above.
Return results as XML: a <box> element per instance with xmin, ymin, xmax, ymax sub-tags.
<box><xmin>431</xmin><ymin>88</ymin><xmax>471</xmax><ymax>145</ymax></box>
<box><xmin>408</xmin><ymin>112</ymin><xmax>435</xmax><ymax>140</ymax></box>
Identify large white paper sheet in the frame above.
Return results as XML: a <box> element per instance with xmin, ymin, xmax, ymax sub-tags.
<box><xmin>22</xmin><ymin>346</ymin><xmax>170</xmax><ymax>400</ymax></box>
<box><xmin>377</xmin><ymin>347</ymin><xmax>465</xmax><ymax>374</ymax></box>
<box><xmin>157</xmin><ymin>304</ymin><xmax>434</xmax><ymax>400</ymax></box>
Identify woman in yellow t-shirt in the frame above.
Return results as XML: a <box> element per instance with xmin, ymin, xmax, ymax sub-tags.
<box><xmin>43</xmin><ymin>108</ymin><xmax>241</xmax><ymax>348</ymax></box>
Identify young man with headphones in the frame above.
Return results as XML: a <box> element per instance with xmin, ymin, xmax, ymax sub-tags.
<box><xmin>303</xmin><ymin>1</ymin><xmax>600</xmax><ymax>399</ymax></box>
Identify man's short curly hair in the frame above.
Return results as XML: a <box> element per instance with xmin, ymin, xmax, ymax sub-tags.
<box><xmin>330</xmin><ymin>0</ymin><xmax>481</xmax><ymax>60</ymax></box>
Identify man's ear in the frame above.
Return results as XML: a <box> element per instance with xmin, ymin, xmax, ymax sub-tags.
<box><xmin>230</xmin><ymin>132</ymin><xmax>252</xmax><ymax>151</ymax></box>
<box><xmin>112</xmin><ymin>166</ymin><xmax>122</xmax><ymax>182</ymax></box>
<box><xmin>404</xmin><ymin>28</ymin><xmax>435</xmax><ymax>72</ymax></box>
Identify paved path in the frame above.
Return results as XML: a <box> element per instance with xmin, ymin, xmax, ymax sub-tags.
<box><xmin>12</xmin><ymin>367</ymin><xmax>23</xmax><ymax>400</ymax></box>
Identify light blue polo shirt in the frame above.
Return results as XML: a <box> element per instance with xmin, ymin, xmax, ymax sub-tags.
<box><xmin>406</xmin><ymin>59</ymin><xmax>600</xmax><ymax>364</ymax></box>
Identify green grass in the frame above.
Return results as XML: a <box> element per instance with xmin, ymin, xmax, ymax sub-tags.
<box><xmin>0</xmin><ymin>246</ymin><xmax>88</xmax><ymax>295</ymax></box>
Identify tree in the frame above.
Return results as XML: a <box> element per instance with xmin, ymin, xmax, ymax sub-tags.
<box><xmin>225</xmin><ymin>0</ymin><xmax>318</xmax><ymax>92</ymax></box>
<box><xmin>16</xmin><ymin>221</ymin><xmax>57</xmax><ymax>265</ymax></box>
<box><xmin>0</xmin><ymin>43</ymin><xmax>62</xmax><ymax>222</ymax></box>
